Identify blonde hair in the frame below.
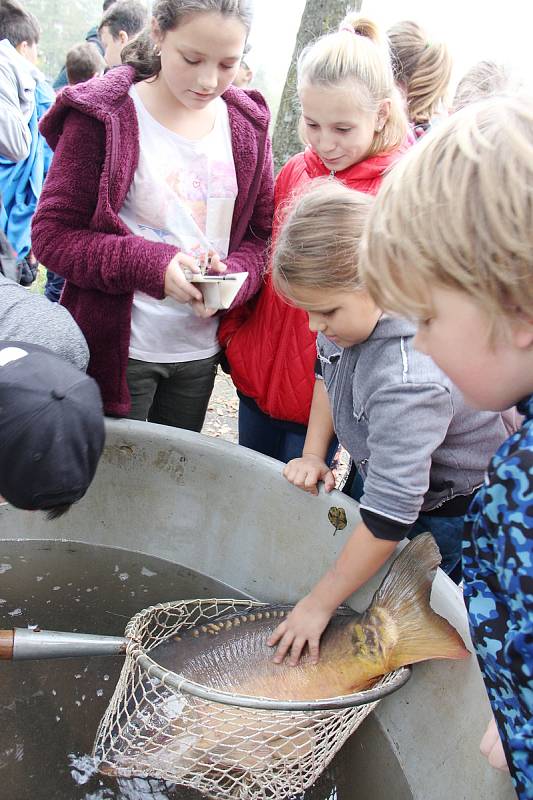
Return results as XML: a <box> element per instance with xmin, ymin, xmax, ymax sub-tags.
<box><xmin>360</xmin><ymin>95</ymin><xmax>533</xmax><ymax>332</ymax></box>
<box><xmin>272</xmin><ymin>179</ymin><xmax>373</xmax><ymax>299</ymax></box>
<box><xmin>453</xmin><ymin>60</ymin><xmax>517</xmax><ymax>112</ymax></box>
<box><xmin>388</xmin><ymin>20</ymin><xmax>452</xmax><ymax>125</ymax></box>
<box><xmin>297</xmin><ymin>14</ymin><xmax>407</xmax><ymax>157</ymax></box>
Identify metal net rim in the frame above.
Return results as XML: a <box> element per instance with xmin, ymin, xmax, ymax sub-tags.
<box><xmin>126</xmin><ymin>597</ymin><xmax>412</xmax><ymax>712</ymax></box>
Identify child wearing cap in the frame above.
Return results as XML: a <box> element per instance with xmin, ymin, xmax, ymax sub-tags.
<box><xmin>360</xmin><ymin>95</ymin><xmax>533</xmax><ymax>796</ymax></box>
<box><xmin>0</xmin><ymin>342</ymin><xmax>105</xmax><ymax>518</ymax></box>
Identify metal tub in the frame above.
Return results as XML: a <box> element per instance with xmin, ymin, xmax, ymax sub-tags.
<box><xmin>0</xmin><ymin>419</ymin><xmax>516</xmax><ymax>799</ymax></box>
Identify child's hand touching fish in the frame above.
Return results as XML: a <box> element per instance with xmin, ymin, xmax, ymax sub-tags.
<box><xmin>283</xmin><ymin>454</ymin><xmax>335</xmax><ymax>496</ymax></box>
<box><xmin>268</xmin><ymin>522</ymin><xmax>399</xmax><ymax>666</ymax></box>
<box><xmin>267</xmin><ymin>593</ymin><xmax>334</xmax><ymax>666</ymax></box>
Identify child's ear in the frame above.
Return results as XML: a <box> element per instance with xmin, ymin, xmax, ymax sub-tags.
<box><xmin>375</xmin><ymin>100</ymin><xmax>391</xmax><ymax>132</ymax></box>
<box><xmin>118</xmin><ymin>30</ymin><xmax>129</xmax><ymax>46</ymax></box>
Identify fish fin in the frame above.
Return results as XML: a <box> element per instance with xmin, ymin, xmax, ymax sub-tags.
<box><xmin>367</xmin><ymin>533</ymin><xmax>469</xmax><ymax>669</ymax></box>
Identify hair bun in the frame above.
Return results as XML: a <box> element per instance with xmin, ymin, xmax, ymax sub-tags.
<box><xmin>339</xmin><ymin>15</ymin><xmax>382</xmax><ymax>45</ymax></box>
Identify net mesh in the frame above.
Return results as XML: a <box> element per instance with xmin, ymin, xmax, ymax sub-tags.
<box><xmin>94</xmin><ymin>599</ymin><xmax>403</xmax><ymax>799</ymax></box>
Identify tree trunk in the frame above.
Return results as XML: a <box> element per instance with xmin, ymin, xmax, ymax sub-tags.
<box><xmin>272</xmin><ymin>0</ymin><xmax>362</xmax><ymax>175</ymax></box>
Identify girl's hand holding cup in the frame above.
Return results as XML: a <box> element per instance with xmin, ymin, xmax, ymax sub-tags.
<box><xmin>190</xmin><ymin>251</ymin><xmax>228</xmax><ymax>319</ymax></box>
<box><xmin>164</xmin><ymin>252</ymin><xmax>203</xmax><ymax>304</ymax></box>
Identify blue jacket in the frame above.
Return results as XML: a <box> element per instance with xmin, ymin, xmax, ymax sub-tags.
<box><xmin>463</xmin><ymin>393</ymin><xmax>533</xmax><ymax>798</ymax></box>
<box><xmin>0</xmin><ymin>77</ymin><xmax>54</xmax><ymax>258</ymax></box>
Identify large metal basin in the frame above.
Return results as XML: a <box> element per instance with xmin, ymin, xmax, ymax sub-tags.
<box><xmin>0</xmin><ymin>419</ymin><xmax>516</xmax><ymax>799</ymax></box>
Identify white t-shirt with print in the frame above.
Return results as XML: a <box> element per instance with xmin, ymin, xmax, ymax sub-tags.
<box><xmin>120</xmin><ymin>85</ymin><xmax>238</xmax><ymax>363</ymax></box>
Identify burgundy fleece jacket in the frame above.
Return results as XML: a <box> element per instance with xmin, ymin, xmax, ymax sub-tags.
<box><xmin>32</xmin><ymin>66</ymin><xmax>274</xmax><ymax>415</ymax></box>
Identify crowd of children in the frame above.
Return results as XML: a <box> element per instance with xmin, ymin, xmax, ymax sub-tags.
<box><xmin>0</xmin><ymin>0</ymin><xmax>531</xmax><ymax>794</ymax></box>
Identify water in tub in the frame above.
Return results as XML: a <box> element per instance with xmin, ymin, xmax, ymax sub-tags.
<box><xmin>0</xmin><ymin>540</ymin><xmax>412</xmax><ymax>800</ymax></box>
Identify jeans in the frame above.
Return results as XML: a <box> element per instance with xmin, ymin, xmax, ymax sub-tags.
<box><xmin>343</xmin><ymin>464</ymin><xmax>463</xmax><ymax>582</ymax></box>
<box><xmin>126</xmin><ymin>353</ymin><xmax>220</xmax><ymax>432</ymax></box>
<box><xmin>237</xmin><ymin>394</ymin><xmax>338</xmax><ymax>465</ymax></box>
<box><xmin>44</xmin><ymin>270</ymin><xmax>65</xmax><ymax>303</ymax></box>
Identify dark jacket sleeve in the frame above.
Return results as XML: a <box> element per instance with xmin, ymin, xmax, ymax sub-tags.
<box><xmin>32</xmin><ymin>110</ymin><xmax>178</xmax><ymax>298</ymax></box>
<box><xmin>224</xmin><ymin>135</ymin><xmax>274</xmax><ymax>308</ymax></box>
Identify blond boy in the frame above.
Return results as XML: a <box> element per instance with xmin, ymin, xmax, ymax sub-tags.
<box><xmin>361</xmin><ymin>95</ymin><xmax>533</xmax><ymax>798</ymax></box>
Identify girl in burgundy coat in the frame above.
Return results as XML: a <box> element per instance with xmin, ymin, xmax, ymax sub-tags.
<box><xmin>218</xmin><ymin>13</ymin><xmax>410</xmax><ymax>463</ymax></box>
<box><xmin>32</xmin><ymin>0</ymin><xmax>274</xmax><ymax>428</ymax></box>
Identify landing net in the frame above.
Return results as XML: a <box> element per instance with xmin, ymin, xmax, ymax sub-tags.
<box><xmin>93</xmin><ymin>598</ymin><xmax>409</xmax><ymax>800</ymax></box>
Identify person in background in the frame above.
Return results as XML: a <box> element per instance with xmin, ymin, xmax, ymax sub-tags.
<box><xmin>388</xmin><ymin>20</ymin><xmax>452</xmax><ymax>138</ymax></box>
<box><xmin>66</xmin><ymin>42</ymin><xmax>106</xmax><ymax>85</ymax></box>
<box><xmin>452</xmin><ymin>60</ymin><xmax>519</xmax><ymax>112</ymax></box>
<box><xmin>45</xmin><ymin>42</ymin><xmax>107</xmax><ymax>302</ymax></box>
<box><xmin>98</xmin><ymin>0</ymin><xmax>149</xmax><ymax>68</ymax></box>
<box><xmin>0</xmin><ymin>10</ymin><xmax>35</xmax><ymax>161</ymax></box>
<box><xmin>0</xmin><ymin>268</ymin><xmax>89</xmax><ymax>370</ymax></box>
<box><xmin>53</xmin><ymin>0</ymin><xmax>117</xmax><ymax>91</ymax></box>
<box><xmin>32</xmin><ymin>0</ymin><xmax>273</xmax><ymax>431</ymax></box>
<box><xmin>233</xmin><ymin>43</ymin><xmax>252</xmax><ymax>87</ymax></box>
<box><xmin>0</xmin><ymin>0</ymin><xmax>54</xmax><ymax>286</ymax></box>
<box><xmin>360</xmin><ymin>94</ymin><xmax>533</xmax><ymax>798</ymax></box>
<box><xmin>0</xmin><ymin>341</ymin><xmax>105</xmax><ymax>518</ymax></box>
<box><xmin>218</xmin><ymin>14</ymin><xmax>410</xmax><ymax>464</ymax></box>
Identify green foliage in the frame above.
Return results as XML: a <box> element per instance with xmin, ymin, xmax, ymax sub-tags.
<box><xmin>23</xmin><ymin>0</ymin><xmax>102</xmax><ymax>80</ymax></box>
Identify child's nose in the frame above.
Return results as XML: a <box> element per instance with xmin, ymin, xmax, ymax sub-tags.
<box><xmin>198</xmin><ymin>67</ymin><xmax>218</xmax><ymax>91</ymax></box>
<box><xmin>320</xmin><ymin>134</ymin><xmax>336</xmax><ymax>152</ymax></box>
<box><xmin>308</xmin><ymin>313</ymin><xmax>326</xmax><ymax>333</ymax></box>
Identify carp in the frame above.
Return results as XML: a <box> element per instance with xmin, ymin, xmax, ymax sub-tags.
<box><xmin>154</xmin><ymin>532</ymin><xmax>469</xmax><ymax>700</ymax></box>
<box><xmin>97</xmin><ymin>534</ymin><xmax>469</xmax><ymax>794</ymax></box>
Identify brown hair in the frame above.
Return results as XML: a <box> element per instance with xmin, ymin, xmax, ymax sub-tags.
<box><xmin>272</xmin><ymin>179</ymin><xmax>373</xmax><ymax>299</ymax></box>
<box><xmin>0</xmin><ymin>0</ymin><xmax>39</xmax><ymax>47</ymax></box>
<box><xmin>98</xmin><ymin>0</ymin><xmax>148</xmax><ymax>40</ymax></box>
<box><xmin>388</xmin><ymin>20</ymin><xmax>452</xmax><ymax>125</ymax></box>
<box><xmin>297</xmin><ymin>14</ymin><xmax>407</xmax><ymax>157</ymax></box>
<box><xmin>66</xmin><ymin>42</ymin><xmax>106</xmax><ymax>85</ymax></box>
<box><xmin>122</xmin><ymin>0</ymin><xmax>253</xmax><ymax>81</ymax></box>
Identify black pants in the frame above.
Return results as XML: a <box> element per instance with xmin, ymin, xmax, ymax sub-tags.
<box><xmin>126</xmin><ymin>353</ymin><xmax>220</xmax><ymax>432</ymax></box>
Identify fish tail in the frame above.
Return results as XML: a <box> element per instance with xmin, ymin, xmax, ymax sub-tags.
<box><xmin>367</xmin><ymin>533</ymin><xmax>469</xmax><ymax>669</ymax></box>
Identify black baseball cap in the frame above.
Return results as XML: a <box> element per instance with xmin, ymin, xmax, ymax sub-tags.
<box><xmin>0</xmin><ymin>342</ymin><xmax>105</xmax><ymax>511</ymax></box>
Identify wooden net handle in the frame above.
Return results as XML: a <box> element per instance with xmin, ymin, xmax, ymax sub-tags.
<box><xmin>0</xmin><ymin>630</ymin><xmax>14</xmax><ymax>660</ymax></box>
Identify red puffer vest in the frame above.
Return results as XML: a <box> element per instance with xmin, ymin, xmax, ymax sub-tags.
<box><xmin>218</xmin><ymin>143</ymin><xmax>410</xmax><ymax>425</ymax></box>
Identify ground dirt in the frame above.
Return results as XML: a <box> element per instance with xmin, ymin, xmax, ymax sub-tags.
<box><xmin>201</xmin><ymin>369</ymin><xmax>239</xmax><ymax>443</ymax></box>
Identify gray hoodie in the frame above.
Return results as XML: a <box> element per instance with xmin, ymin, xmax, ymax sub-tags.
<box><xmin>0</xmin><ymin>275</ymin><xmax>89</xmax><ymax>370</ymax></box>
<box><xmin>317</xmin><ymin>316</ymin><xmax>507</xmax><ymax>527</ymax></box>
<box><xmin>0</xmin><ymin>39</ymin><xmax>36</xmax><ymax>162</ymax></box>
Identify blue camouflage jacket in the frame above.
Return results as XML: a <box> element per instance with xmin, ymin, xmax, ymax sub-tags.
<box><xmin>464</xmin><ymin>393</ymin><xmax>533</xmax><ymax>798</ymax></box>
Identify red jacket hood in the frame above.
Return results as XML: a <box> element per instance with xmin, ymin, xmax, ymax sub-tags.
<box><xmin>302</xmin><ymin>142</ymin><xmax>411</xmax><ymax>185</ymax></box>
<box><xmin>41</xmin><ymin>65</ymin><xmax>271</xmax><ymax>148</ymax></box>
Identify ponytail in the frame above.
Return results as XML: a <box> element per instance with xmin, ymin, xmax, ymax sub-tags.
<box><xmin>388</xmin><ymin>21</ymin><xmax>452</xmax><ymax>125</ymax></box>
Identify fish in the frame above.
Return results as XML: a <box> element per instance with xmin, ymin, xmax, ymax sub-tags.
<box><xmin>96</xmin><ymin>534</ymin><xmax>469</xmax><ymax>794</ymax></box>
<box><xmin>153</xmin><ymin>532</ymin><xmax>469</xmax><ymax>700</ymax></box>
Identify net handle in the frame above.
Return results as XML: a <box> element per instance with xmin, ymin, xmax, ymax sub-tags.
<box><xmin>136</xmin><ymin>653</ymin><xmax>411</xmax><ymax>711</ymax></box>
